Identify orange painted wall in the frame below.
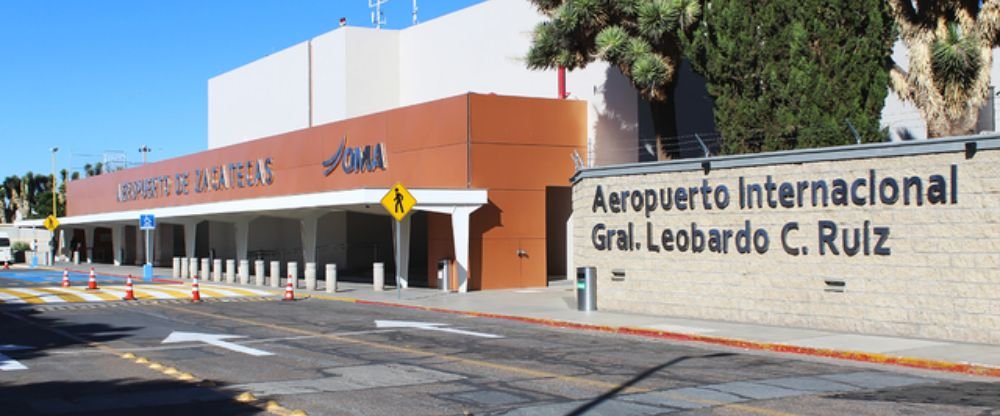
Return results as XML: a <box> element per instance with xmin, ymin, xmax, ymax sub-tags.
<box><xmin>467</xmin><ymin>95</ymin><xmax>587</xmax><ymax>289</ymax></box>
<box><xmin>67</xmin><ymin>95</ymin><xmax>471</xmax><ymax>216</ymax></box>
<box><xmin>68</xmin><ymin>93</ymin><xmax>586</xmax><ymax>290</ymax></box>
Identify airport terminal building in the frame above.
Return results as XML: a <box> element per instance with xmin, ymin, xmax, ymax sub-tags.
<box><xmin>52</xmin><ymin>0</ymin><xmax>615</xmax><ymax>291</ymax></box>
<box><xmin>30</xmin><ymin>0</ymin><xmax>1000</xmax><ymax>344</ymax></box>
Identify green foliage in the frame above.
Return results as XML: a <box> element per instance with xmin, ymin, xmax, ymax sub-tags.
<box><xmin>527</xmin><ymin>0</ymin><xmax>701</xmax><ymax>101</ymax></box>
<box><xmin>11</xmin><ymin>241</ymin><xmax>29</xmax><ymax>253</ymax></box>
<box><xmin>684</xmin><ymin>0</ymin><xmax>894</xmax><ymax>154</ymax></box>
<box><xmin>931</xmin><ymin>23</ymin><xmax>981</xmax><ymax>98</ymax></box>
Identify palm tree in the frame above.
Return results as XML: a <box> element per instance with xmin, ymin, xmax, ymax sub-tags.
<box><xmin>526</xmin><ymin>0</ymin><xmax>703</xmax><ymax>159</ymax></box>
<box><xmin>887</xmin><ymin>0</ymin><xmax>1000</xmax><ymax>137</ymax></box>
<box><xmin>2</xmin><ymin>176</ymin><xmax>20</xmax><ymax>223</ymax></box>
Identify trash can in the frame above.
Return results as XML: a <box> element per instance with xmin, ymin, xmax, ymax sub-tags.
<box><xmin>438</xmin><ymin>259</ymin><xmax>451</xmax><ymax>292</ymax></box>
<box><xmin>576</xmin><ymin>267</ymin><xmax>596</xmax><ymax>311</ymax></box>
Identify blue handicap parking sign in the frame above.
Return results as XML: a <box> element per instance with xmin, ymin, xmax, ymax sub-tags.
<box><xmin>140</xmin><ymin>214</ymin><xmax>156</xmax><ymax>230</ymax></box>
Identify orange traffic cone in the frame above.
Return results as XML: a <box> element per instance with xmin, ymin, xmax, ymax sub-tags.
<box><xmin>86</xmin><ymin>267</ymin><xmax>98</xmax><ymax>290</ymax></box>
<box><xmin>191</xmin><ymin>276</ymin><xmax>202</xmax><ymax>303</ymax></box>
<box><xmin>61</xmin><ymin>269</ymin><xmax>71</xmax><ymax>288</ymax></box>
<box><xmin>282</xmin><ymin>276</ymin><xmax>295</xmax><ymax>301</ymax></box>
<box><xmin>122</xmin><ymin>275</ymin><xmax>136</xmax><ymax>301</ymax></box>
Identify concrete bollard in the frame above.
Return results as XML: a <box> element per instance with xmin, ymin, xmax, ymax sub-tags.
<box><xmin>225</xmin><ymin>259</ymin><xmax>236</xmax><ymax>284</ymax></box>
<box><xmin>213</xmin><ymin>259</ymin><xmax>222</xmax><ymax>282</ymax></box>
<box><xmin>325</xmin><ymin>263</ymin><xmax>337</xmax><ymax>293</ymax></box>
<box><xmin>254</xmin><ymin>260</ymin><xmax>265</xmax><ymax>286</ymax></box>
<box><xmin>287</xmin><ymin>262</ymin><xmax>298</xmax><ymax>288</ymax></box>
<box><xmin>304</xmin><ymin>262</ymin><xmax>316</xmax><ymax>291</ymax></box>
<box><xmin>269</xmin><ymin>261</ymin><xmax>281</xmax><ymax>288</ymax></box>
<box><xmin>373</xmin><ymin>262</ymin><xmax>384</xmax><ymax>292</ymax></box>
<box><xmin>200</xmin><ymin>258</ymin><xmax>210</xmax><ymax>280</ymax></box>
<box><xmin>73</xmin><ymin>251</ymin><xmax>79</xmax><ymax>264</ymax></box>
<box><xmin>173</xmin><ymin>257</ymin><xmax>182</xmax><ymax>278</ymax></box>
<box><xmin>189</xmin><ymin>258</ymin><xmax>198</xmax><ymax>279</ymax></box>
<box><xmin>239</xmin><ymin>260</ymin><xmax>249</xmax><ymax>285</ymax></box>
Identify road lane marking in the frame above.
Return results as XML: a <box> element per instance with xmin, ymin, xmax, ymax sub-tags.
<box><xmin>162</xmin><ymin>331</ymin><xmax>274</xmax><ymax>356</ymax></box>
<box><xmin>0</xmin><ymin>290</ymin><xmax>27</xmax><ymax>304</ymax></box>
<box><xmin>153</xmin><ymin>303</ymin><xmax>799</xmax><ymax>416</ymax></box>
<box><xmin>1</xmin><ymin>288</ymin><xmax>66</xmax><ymax>303</ymax></box>
<box><xmin>0</xmin><ymin>344</ymin><xmax>30</xmax><ymax>371</ymax></box>
<box><xmin>49</xmin><ymin>330</ymin><xmax>398</xmax><ymax>354</ymax></box>
<box><xmin>375</xmin><ymin>320</ymin><xmax>503</xmax><ymax>338</ymax></box>
<box><xmin>0</xmin><ymin>309</ymin><xmax>302</xmax><ymax>414</ymax></box>
<box><xmin>43</xmin><ymin>287</ymin><xmax>112</xmax><ymax>302</ymax></box>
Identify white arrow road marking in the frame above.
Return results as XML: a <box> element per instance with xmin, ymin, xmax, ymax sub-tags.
<box><xmin>0</xmin><ymin>345</ymin><xmax>30</xmax><ymax>371</ymax></box>
<box><xmin>375</xmin><ymin>320</ymin><xmax>503</xmax><ymax>339</ymax></box>
<box><xmin>161</xmin><ymin>331</ymin><xmax>274</xmax><ymax>356</ymax></box>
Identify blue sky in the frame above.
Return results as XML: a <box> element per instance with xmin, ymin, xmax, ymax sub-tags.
<box><xmin>0</xmin><ymin>0</ymin><xmax>484</xmax><ymax>178</ymax></box>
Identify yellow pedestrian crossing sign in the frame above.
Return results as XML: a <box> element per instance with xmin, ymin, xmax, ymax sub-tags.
<box><xmin>43</xmin><ymin>215</ymin><xmax>59</xmax><ymax>231</ymax></box>
<box><xmin>381</xmin><ymin>182</ymin><xmax>416</xmax><ymax>221</ymax></box>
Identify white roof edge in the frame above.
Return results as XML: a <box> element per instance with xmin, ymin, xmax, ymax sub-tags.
<box><xmin>55</xmin><ymin>188</ymin><xmax>488</xmax><ymax>226</ymax></box>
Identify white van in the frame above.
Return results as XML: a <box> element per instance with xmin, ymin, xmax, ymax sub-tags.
<box><xmin>0</xmin><ymin>232</ymin><xmax>11</xmax><ymax>263</ymax></box>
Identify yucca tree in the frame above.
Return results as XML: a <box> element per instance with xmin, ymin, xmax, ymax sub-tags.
<box><xmin>526</xmin><ymin>0</ymin><xmax>703</xmax><ymax>159</ymax></box>
<box><xmin>888</xmin><ymin>0</ymin><xmax>1000</xmax><ymax>137</ymax></box>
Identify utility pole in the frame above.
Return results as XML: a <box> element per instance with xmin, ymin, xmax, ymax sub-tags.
<box><xmin>138</xmin><ymin>145</ymin><xmax>151</xmax><ymax>164</ymax></box>
<box><xmin>370</xmin><ymin>0</ymin><xmax>388</xmax><ymax>29</ymax></box>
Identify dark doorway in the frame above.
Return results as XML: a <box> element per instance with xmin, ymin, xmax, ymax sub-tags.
<box><xmin>546</xmin><ymin>186</ymin><xmax>572</xmax><ymax>282</ymax></box>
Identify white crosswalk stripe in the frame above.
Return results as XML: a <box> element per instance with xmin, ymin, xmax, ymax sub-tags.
<box><xmin>0</xmin><ymin>283</ymin><xmax>278</xmax><ymax>304</ymax></box>
<box><xmin>45</xmin><ymin>287</ymin><xmax>106</xmax><ymax>302</ymax></box>
<box><xmin>0</xmin><ymin>291</ymin><xmax>26</xmax><ymax>304</ymax></box>
<box><xmin>4</xmin><ymin>288</ymin><xmax>67</xmax><ymax>303</ymax></box>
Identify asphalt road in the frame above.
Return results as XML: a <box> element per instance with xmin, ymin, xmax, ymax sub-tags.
<box><xmin>1</xmin><ymin>294</ymin><xmax>998</xmax><ymax>415</ymax></box>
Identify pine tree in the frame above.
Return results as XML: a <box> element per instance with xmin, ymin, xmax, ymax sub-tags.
<box><xmin>685</xmin><ymin>0</ymin><xmax>894</xmax><ymax>154</ymax></box>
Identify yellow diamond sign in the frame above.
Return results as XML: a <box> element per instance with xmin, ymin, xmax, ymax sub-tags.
<box><xmin>43</xmin><ymin>215</ymin><xmax>59</xmax><ymax>231</ymax></box>
<box><xmin>381</xmin><ymin>182</ymin><xmax>417</xmax><ymax>222</ymax></box>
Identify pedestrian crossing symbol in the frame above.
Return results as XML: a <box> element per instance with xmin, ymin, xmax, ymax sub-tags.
<box><xmin>380</xmin><ymin>182</ymin><xmax>416</xmax><ymax>222</ymax></box>
<box><xmin>43</xmin><ymin>215</ymin><xmax>59</xmax><ymax>231</ymax></box>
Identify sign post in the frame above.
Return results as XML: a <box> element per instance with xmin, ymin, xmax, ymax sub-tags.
<box><xmin>380</xmin><ymin>183</ymin><xmax>416</xmax><ymax>299</ymax></box>
<box><xmin>43</xmin><ymin>215</ymin><xmax>59</xmax><ymax>266</ymax></box>
<box><xmin>140</xmin><ymin>214</ymin><xmax>156</xmax><ymax>280</ymax></box>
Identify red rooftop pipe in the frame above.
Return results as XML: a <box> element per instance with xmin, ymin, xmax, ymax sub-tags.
<box><xmin>558</xmin><ymin>66</ymin><xmax>567</xmax><ymax>99</ymax></box>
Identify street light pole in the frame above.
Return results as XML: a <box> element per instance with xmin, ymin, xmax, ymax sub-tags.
<box><xmin>139</xmin><ymin>145</ymin><xmax>151</xmax><ymax>164</ymax></box>
<box><xmin>50</xmin><ymin>147</ymin><xmax>58</xmax><ymax>217</ymax></box>
<box><xmin>50</xmin><ymin>147</ymin><xmax>58</xmax><ymax>266</ymax></box>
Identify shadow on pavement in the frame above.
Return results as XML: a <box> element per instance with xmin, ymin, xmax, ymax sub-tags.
<box><xmin>0</xmin><ymin>379</ymin><xmax>263</xmax><ymax>415</ymax></box>
<box><xmin>0</xmin><ymin>305</ymin><xmax>139</xmax><ymax>361</ymax></box>
<box><xmin>829</xmin><ymin>381</ymin><xmax>1000</xmax><ymax>408</ymax></box>
<box><xmin>566</xmin><ymin>352</ymin><xmax>737</xmax><ymax>415</ymax></box>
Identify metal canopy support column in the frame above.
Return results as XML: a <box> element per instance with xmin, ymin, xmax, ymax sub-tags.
<box><xmin>451</xmin><ymin>206</ymin><xmax>476</xmax><ymax>293</ymax></box>
<box><xmin>234</xmin><ymin>219</ymin><xmax>250</xmax><ymax>262</ymax></box>
<box><xmin>184</xmin><ymin>221</ymin><xmax>198</xmax><ymax>259</ymax></box>
<box><xmin>111</xmin><ymin>224</ymin><xmax>125</xmax><ymax>266</ymax></box>
<box><xmin>395</xmin><ymin>214</ymin><xmax>412</xmax><ymax>289</ymax></box>
<box><xmin>135</xmin><ymin>225</ymin><xmax>145</xmax><ymax>265</ymax></box>
<box><xmin>82</xmin><ymin>226</ymin><xmax>93</xmax><ymax>263</ymax></box>
<box><xmin>300</xmin><ymin>213</ymin><xmax>319</xmax><ymax>267</ymax></box>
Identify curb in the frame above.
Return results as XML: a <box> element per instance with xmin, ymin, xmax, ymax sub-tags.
<box><xmin>320</xmin><ymin>297</ymin><xmax>1000</xmax><ymax>379</ymax></box>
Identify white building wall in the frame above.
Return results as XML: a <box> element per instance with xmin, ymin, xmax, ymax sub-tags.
<box><xmin>207</xmin><ymin>0</ymin><xmax>640</xmax><ymax>166</ymax></box>
<box><xmin>208</xmin><ymin>42</ymin><xmax>311</xmax><ymax>149</ymax></box>
<box><xmin>345</xmin><ymin>28</ymin><xmax>400</xmax><ymax>120</ymax></box>
<box><xmin>398</xmin><ymin>0</ymin><xmax>638</xmax><ymax>166</ymax></box>
<box><xmin>311</xmin><ymin>30</ymin><xmax>349</xmax><ymax>125</ymax></box>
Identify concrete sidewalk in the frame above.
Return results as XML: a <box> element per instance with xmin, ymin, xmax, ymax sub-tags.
<box><xmin>51</xmin><ymin>261</ymin><xmax>1000</xmax><ymax>378</ymax></box>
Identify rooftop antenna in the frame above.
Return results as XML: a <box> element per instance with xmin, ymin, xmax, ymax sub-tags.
<box><xmin>369</xmin><ymin>0</ymin><xmax>388</xmax><ymax>29</ymax></box>
<box><xmin>412</xmin><ymin>0</ymin><xmax>418</xmax><ymax>25</ymax></box>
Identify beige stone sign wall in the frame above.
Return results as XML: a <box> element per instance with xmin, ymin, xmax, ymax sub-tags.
<box><xmin>572</xmin><ymin>137</ymin><xmax>1000</xmax><ymax>344</ymax></box>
